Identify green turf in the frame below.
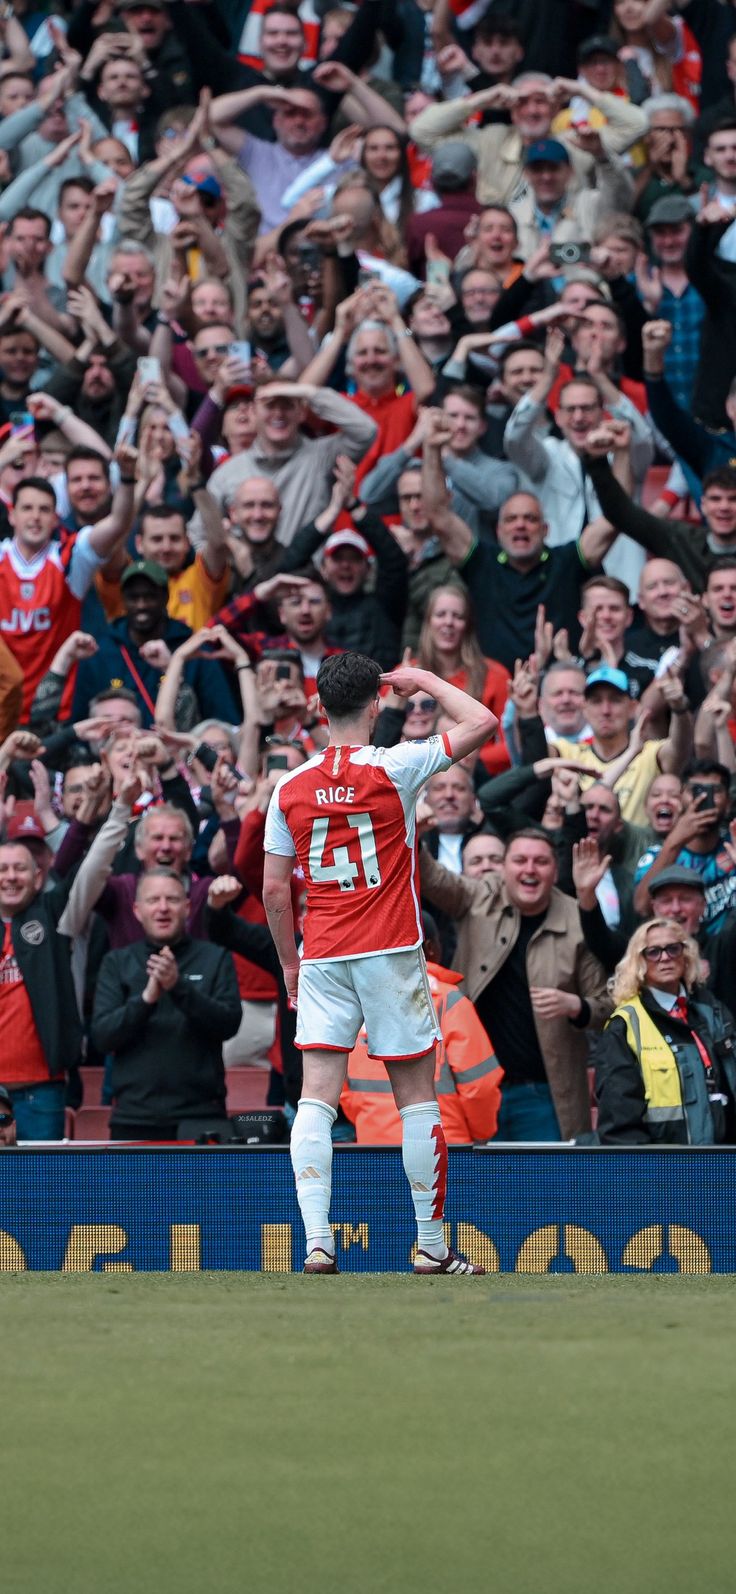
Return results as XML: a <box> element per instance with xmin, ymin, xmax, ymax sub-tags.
<box><xmin>2</xmin><ymin>1273</ymin><xmax>735</xmax><ymax>1594</ymax></box>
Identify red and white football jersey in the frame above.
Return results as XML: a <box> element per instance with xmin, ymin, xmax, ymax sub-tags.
<box><xmin>264</xmin><ymin>735</ymin><xmax>453</xmax><ymax>962</ymax></box>
<box><xmin>0</xmin><ymin>530</ymin><xmax>101</xmax><ymax>720</ymax></box>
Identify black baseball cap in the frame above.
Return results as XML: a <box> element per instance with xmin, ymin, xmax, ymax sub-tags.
<box><xmin>578</xmin><ymin>35</ymin><xmax>620</xmax><ymax>63</ymax></box>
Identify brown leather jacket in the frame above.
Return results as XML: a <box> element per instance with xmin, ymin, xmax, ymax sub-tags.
<box><xmin>420</xmin><ymin>850</ymin><xmax>611</xmax><ymax>1138</ymax></box>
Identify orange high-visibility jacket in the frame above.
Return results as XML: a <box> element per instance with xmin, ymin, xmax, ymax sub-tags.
<box><xmin>340</xmin><ymin>962</ymin><xmax>502</xmax><ymax>1144</ymax></box>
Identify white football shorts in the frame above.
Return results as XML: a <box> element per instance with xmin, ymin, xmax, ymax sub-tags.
<box><xmin>295</xmin><ymin>948</ymin><xmax>441</xmax><ymax>1059</ymax></box>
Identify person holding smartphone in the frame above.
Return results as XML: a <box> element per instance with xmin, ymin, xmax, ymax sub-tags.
<box><xmin>633</xmin><ymin>760</ymin><xmax>736</xmax><ymax>936</ymax></box>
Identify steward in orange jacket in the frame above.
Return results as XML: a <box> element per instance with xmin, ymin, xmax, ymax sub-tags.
<box><xmin>340</xmin><ymin>961</ymin><xmax>502</xmax><ymax>1144</ymax></box>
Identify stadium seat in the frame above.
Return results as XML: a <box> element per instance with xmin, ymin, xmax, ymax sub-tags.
<box><xmin>80</xmin><ymin>1067</ymin><xmax>105</xmax><ymax>1107</ymax></box>
<box><xmin>64</xmin><ymin>1107</ymin><xmax>76</xmax><ymax>1141</ymax></box>
<box><xmin>73</xmin><ymin>1106</ymin><xmax>111</xmax><ymax>1141</ymax></box>
<box><xmin>226</xmin><ymin>1068</ymin><xmax>269</xmax><ymax>1113</ymax></box>
<box><xmin>641</xmin><ymin>465</ymin><xmax>670</xmax><ymax>509</ymax></box>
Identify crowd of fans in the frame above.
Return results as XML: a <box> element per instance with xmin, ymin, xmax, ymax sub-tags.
<box><xmin>1</xmin><ymin>0</ymin><xmax>736</xmax><ymax>1149</ymax></box>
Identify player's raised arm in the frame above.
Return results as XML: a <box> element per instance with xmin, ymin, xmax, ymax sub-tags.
<box><xmin>380</xmin><ymin>665</ymin><xmax>497</xmax><ymax>763</ymax></box>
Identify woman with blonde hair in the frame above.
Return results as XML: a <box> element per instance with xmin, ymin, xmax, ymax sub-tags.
<box><xmin>594</xmin><ymin>916</ymin><xmax>736</xmax><ymax>1144</ymax></box>
<box><xmin>416</xmin><ymin>585</ymin><xmax>510</xmax><ymax>775</ymax></box>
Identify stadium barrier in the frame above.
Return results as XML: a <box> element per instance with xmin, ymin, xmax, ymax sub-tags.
<box><xmin>0</xmin><ymin>1145</ymin><xmax>734</xmax><ymax>1272</ymax></box>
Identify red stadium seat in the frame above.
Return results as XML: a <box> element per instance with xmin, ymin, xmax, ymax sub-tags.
<box><xmin>73</xmin><ymin>1106</ymin><xmax>111</xmax><ymax>1141</ymax></box>
<box><xmin>80</xmin><ymin>1067</ymin><xmax>105</xmax><ymax>1107</ymax></box>
<box><xmin>641</xmin><ymin>465</ymin><xmax>670</xmax><ymax>509</ymax></box>
<box><xmin>226</xmin><ymin>1068</ymin><xmax>269</xmax><ymax>1113</ymax></box>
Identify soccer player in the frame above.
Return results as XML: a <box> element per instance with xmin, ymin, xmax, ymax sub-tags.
<box><xmin>263</xmin><ymin>651</ymin><xmax>496</xmax><ymax>1275</ymax></box>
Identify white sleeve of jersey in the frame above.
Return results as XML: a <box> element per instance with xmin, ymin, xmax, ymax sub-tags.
<box><xmin>381</xmin><ymin>734</ymin><xmax>453</xmax><ymax>797</ymax></box>
<box><xmin>67</xmin><ymin>524</ymin><xmax>106</xmax><ymax>600</ymax></box>
<box><xmin>264</xmin><ymin>786</ymin><xmax>297</xmax><ymax>857</ymax></box>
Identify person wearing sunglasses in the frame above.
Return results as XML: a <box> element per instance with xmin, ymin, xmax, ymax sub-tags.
<box><xmin>594</xmin><ymin>917</ymin><xmax>736</xmax><ymax>1144</ymax></box>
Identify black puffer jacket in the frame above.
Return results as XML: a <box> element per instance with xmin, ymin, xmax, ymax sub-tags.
<box><xmin>91</xmin><ymin>936</ymin><xmax>241</xmax><ymax>1127</ymax></box>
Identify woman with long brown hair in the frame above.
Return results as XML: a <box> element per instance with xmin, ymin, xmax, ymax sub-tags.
<box><xmin>416</xmin><ymin>585</ymin><xmax>510</xmax><ymax>775</ymax></box>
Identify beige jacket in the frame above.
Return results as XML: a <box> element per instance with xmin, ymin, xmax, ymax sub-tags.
<box><xmin>420</xmin><ymin>851</ymin><xmax>611</xmax><ymax>1138</ymax></box>
<box><xmin>409</xmin><ymin>92</ymin><xmax>647</xmax><ymax>206</ymax></box>
<box><xmin>117</xmin><ymin>156</ymin><xmax>260</xmax><ymax>328</ymax></box>
<box><xmin>509</xmin><ymin>154</ymin><xmax>634</xmax><ymax>260</ymax></box>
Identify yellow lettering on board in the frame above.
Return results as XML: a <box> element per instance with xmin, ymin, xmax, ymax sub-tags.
<box><xmin>261</xmin><ymin>1222</ymin><xmax>293</xmax><ymax>1272</ymax></box>
<box><xmin>170</xmin><ymin>1224</ymin><xmax>201</xmax><ymax>1271</ymax></box>
<box><xmin>0</xmin><ymin>1231</ymin><xmax>27</xmax><ymax>1270</ymax></box>
<box><xmin>515</xmin><ymin>1224</ymin><xmax>608</xmax><ymax>1273</ymax></box>
<box><xmin>622</xmin><ymin>1224</ymin><xmax>711</xmax><ymax>1273</ymax></box>
<box><xmin>61</xmin><ymin>1224</ymin><xmax>133</xmax><ymax>1272</ymax></box>
<box><xmin>334</xmin><ymin>1223</ymin><xmax>369</xmax><ymax>1251</ymax></box>
<box><xmin>456</xmin><ymin>1222</ymin><xmax>500</xmax><ymax>1272</ymax></box>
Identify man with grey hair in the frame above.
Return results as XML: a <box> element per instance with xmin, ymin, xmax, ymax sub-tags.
<box><xmin>91</xmin><ymin>866</ymin><xmax>241</xmax><ymax>1140</ymax></box>
<box><xmin>58</xmin><ymin>786</ymin><xmax>233</xmax><ymax>948</ymax></box>
<box><xmin>409</xmin><ymin>69</ymin><xmax>647</xmax><ymax>204</ymax></box>
<box><xmin>637</xmin><ymin>94</ymin><xmax>697</xmax><ymax>222</ymax></box>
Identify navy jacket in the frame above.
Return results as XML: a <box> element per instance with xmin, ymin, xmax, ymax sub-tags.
<box><xmin>71</xmin><ymin>615</ymin><xmax>238</xmax><ymax>727</ymax></box>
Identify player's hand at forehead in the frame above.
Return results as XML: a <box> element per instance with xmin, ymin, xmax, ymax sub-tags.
<box><xmin>380</xmin><ymin>664</ymin><xmax>435</xmax><ymax>699</ymax></box>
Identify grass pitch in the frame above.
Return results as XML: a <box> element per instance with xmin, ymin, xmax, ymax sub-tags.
<box><xmin>2</xmin><ymin>1273</ymin><xmax>735</xmax><ymax>1594</ymax></box>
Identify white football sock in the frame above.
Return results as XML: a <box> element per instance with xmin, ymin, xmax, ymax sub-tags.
<box><xmin>290</xmin><ymin>1097</ymin><xmax>337</xmax><ymax>1254</ymax></box>
<box><xmin>400</xmin><ymin>1102</ymin><xmax>448</xmax><ymax>1258</ymax></box>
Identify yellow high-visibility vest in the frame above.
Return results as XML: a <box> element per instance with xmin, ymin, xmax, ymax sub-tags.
<box><xmin>611</xmin><ymin>996</ymin><xmax>685</xmax><ymax>1126</ymax></box>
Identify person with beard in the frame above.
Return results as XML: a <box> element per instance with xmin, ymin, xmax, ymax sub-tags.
<box><xmin>44</xmin><ymin>338</ymin><xmax>137</xmax><ymax>450</ymax></box>
<box><xmin>420</xmin><ymin>826</ymin><xmax>610</xmax><ymax>1141</ymax></box>
<box><xmin>71</xmin><ymin>559</ymin><xmax>237</xmax><ymax>726</ymax></box>
<box><xmin>244</xmin><ymin>269</ymin><xmax>313</xmax><ymax>376</ymax></box>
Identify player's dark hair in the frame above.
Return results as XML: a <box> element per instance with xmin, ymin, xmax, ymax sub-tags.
<box><xmin>316</xmin><ymin>652</ymin><xmax>382</xmax><ymax>720</ymax></box>
<box><xmin>11</xmin><ymin>476</ymin><xmax>55</xmax><ymax>505</ymax></box>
